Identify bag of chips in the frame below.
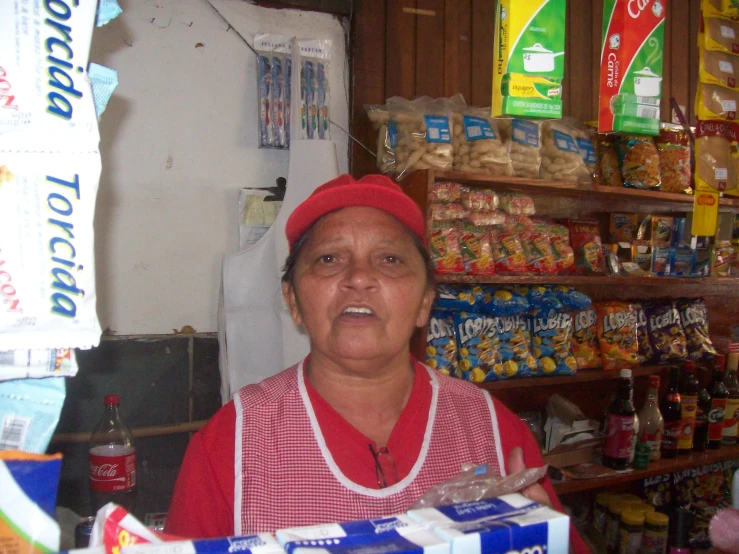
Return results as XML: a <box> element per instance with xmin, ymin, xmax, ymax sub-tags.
<box><xmin>520</xmin><ymin>285</ymin><xmax>564</xmax><ymax>317</ymax></box>
<box><xmin>454</xmin><ymin>311</ymin><xmax>503</xmax><ymax>383</ymax></box>
<box><xmin>567</xmin><ymin>219</ymin><xmax>605</xmax><ymax>275</ymax></box>
<box><xmin>645</xmin><ymin>300</ymin><xmax>688</xmax><ymax>365</ymax></box>
<box><xmin>429</xmin><ymin>222</ymin><xmax>465</xmax><ymax>274</ymax></box>
<box><xmin>571</xmin><ymin>307</ymin><xmax>602</xmax><ymax>370</ymax></box>
<box><xmin>676</xmin><ymin>298</ymin><xmax>718</xmax><ymax>362</ymax></box>
<box><xmin>633</xmin><ymin>302</ymin><xmax>655</xmax><ymax>365</ymax></box>
<box><xmin>551</xmin><ymin>286</ymin><xmax>592</xmax><ymax>312</ymax></box>
<box><xmin>618</xmin><ymin>135</ymin><xmax>662</xmax><ymax>190</ymax></box>
<box><xmin>596</xmin><ymin>302</ymin><xmax>639</xmax><ymax>371</ymax></box>
<box><xmin>478</xmin><ymin>286</ymin><xmax>530</xmax><ymax>317</ymax></box>
<box><xmin>495</xmin><ymin>315</ymin><xmax>537</xmax><ymax>379</ymax></box>
<box><xmin>435</xmin><ymin>284</ymin><xmax>486</xmax><ymax>313</ymax></box>
<box><xmin>459</xmin><ymin>224</ymin><xmax>495</xmax><ymax>275</ymax></box>
<box><xmin>431</xmin><ymin>181</ymin><xmax>464</xmax><ymax>202</ymax></box>
<box><xmin>521</xmin><ymin>232</ymin><xmax>556</xmax><ymax>274</ymax></box>
<box><xmin>490</xmin><ymin>230</ymin><xmax>527</xmax><ymax>274</ymax></box>
<box><xmin>530</xmin><ymin>312</ymin><xmax>577</xmax><ymax>376</ymax></box>
<box><xmin>426</xmin><ymin>309</ymin><xmax>459</xmax><ymax>377</ymax></box>
<box><xmin>499</xmin><ymin>192</ymin><xmax>536</xmax><ymax>216</ymax></box>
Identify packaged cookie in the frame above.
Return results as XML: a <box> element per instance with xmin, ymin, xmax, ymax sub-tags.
<box><xmin>454</xmin><ymin>311</ymin><xmax>503</xmax><ymax>383</ymax></box>
<box><xmin>645</xmin><ymin>300</ymin><xmax>688</xmax><ymax>365</ymax></box>
<box><xmin>426</xmin><ymin>309</ymin><xmax>459</xmax><ymax>377</ymax></box>
<box><xmin>540</xmin><ymin>120</ymin><xmax>592</xmax><ymax>183</ymax></box>
<box><xmin>618</xmin><ymin>135</ymin><xmax>662</xmax><ymax>190</ymax></box>
<box><xmin>596</xmin><ymin>134</ymin><xmax>623</xmax><ymax>187</ymax></box>
<box><xmin>530</xmin><ymin>311</ymin><xmax>577</xmax><ymax>376</ymax></box>
<box><xmin>459</xmin><ymin>223</ymin><xmax>495</xmax><ymax>275</ymax></box>
<box><xmin>429</xmin><ymin>222</ymin><xmax>465</xmax><ymax>274</ymax></box>
<box><xmin>571</xmin><ymin>307</ymin><xmax>602</xmax><ymax>370</ymax></box>
<box><xmin>656</xmin><ymin>124</ymin><xmax>692</xmax><ymax>194</ymax></box>
<box><xmin>567</xmin><ymin>219</ymin><xmax>605</xmax><ymax>275</ymax></box>
<box><xmin>494</xmin><ymin>314</ymin><xmax>537</xmax><ymax>379</ymax></box>
<box><xmin>676</xmin><ymin>298</ymin><xmax>718</xmax><ymax>362</ymax></box>
<box><xmin>633</xmin><ymin>302</ymin><xmax>655</xmax><ymax>365</ymax></box>
<box><xmin>509</xmin><ymin>119</ymin><xmax>542</xmax><ymax>178</ymax></box>
<box><xmin>596</xmin><ymin>302</ymin><xmax>639</xmax><ymax>371</ymax></box>
<box><xmin>451</xmin><ymin>108</ymin><xmax>513</xmax><ymax>176</ymax></box>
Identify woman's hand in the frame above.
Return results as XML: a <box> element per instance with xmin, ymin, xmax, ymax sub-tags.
<box><xmin>507</xmin><ymin>446</ymin><xmax>553</xmax><ymax>509</ymax></box>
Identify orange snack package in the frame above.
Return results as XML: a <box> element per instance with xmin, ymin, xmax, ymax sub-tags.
<box><xmin>571</xmin><ymin>307</ymin><xmax>602</xmax><ymax>369</ymax></box>
<box><xmin>596</xmin><ymin>302</ymin><xmax>639</xmax><ymax>371</ymax></box>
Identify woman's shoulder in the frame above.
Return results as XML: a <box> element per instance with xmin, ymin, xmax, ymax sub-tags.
<box><xmin>235</xmin><ymin>364</ymin><xmax>301</xmax><ymax>408</ymax></box>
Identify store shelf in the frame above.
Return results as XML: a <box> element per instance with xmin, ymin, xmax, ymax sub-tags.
<box><xmin>435</xmin><ymin>274</ymin><xmax>739</xmax><ymax>286</ymax></box>
<box><xmin>552</xmin><ymin>444</ymin><xmax>739</xmax><ymax>495</ymax></box>
<box><xmin>429</xmin><ymin>170</ymin><xmax>739</xmax><ymax>210</ymax></box>
<box><xmin>475</xmin><ymin>366</ymin><xmax>668</xmax><ymax>392</ymax></box>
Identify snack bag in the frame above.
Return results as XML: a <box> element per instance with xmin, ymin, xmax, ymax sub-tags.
<box><xmin>567</xmin><ymin>220</ymin><xmax>605</xmax><ymax>275</ymax></box>
<box><xmin>461</xmin><ymin>188</ymin><xmax>499</xmax><ymax>212</ymax></box>
<box><xmin>479</xmin><ymin>285</ymin><xmax>530</xmax><ymax>317</ymax></box>
<box><xmin>633</xmin><ymin>302</ymin><xmax>655</xmax><ymax>365</ymax></box>
<box><xmin>677</xmin><ymin>298</ymin><xmax>718</xmax><ymax>362</ymax></box>
<box><xmin>426</xmin><ymin>309</ymin><xmax>459</xmax><ymax>377</ymax></box>
<box><xmin>494</xmin><ymin>315</ymin><xmax>537</xmax><ymax>379</ymax></box>
<box><xmin>596</xmin><ymin>134</ymin><xmax>624</xmax><ymax>187</ymax></box>
<box><xmin>451</xmin><ymin>109</ymin><xmax>513</xmax><ymax>176</ymax></box>
<box><xmin>656</xmin><ymin>124</ymin><xmax>692</xmax><ymax>194</ymax></box>
<box><xmin>499</xmin><ymin>192</ymin><xmax>536</xmax><ymax>216</ymax></box>
<box><xmin>509</xmin><ymin>119</ymin><xmax>542</xmax><ymax>178</ymax></box>
<box><xmin>429</xmin><ymin>222</ymin><xmax>465</xmax><ymax>274</ymax></box>
<box><xmin>540</xmin><ymin>120</ymin><xmax>593</xmax><ymax>183</ymax></box>
<box><xmin>571</xmin><ymin>307</ymin><xmax>602</xmax><ymax>369</ymax></box>
<box><xmin>435</xmin><ymin>284</ymin><xmax>486</xmax><ymax>313</ymax></box>
<box><xmin>596</xmin><ymin>302</ymin><xmax>639</xmax><ymax>371</ymax></box>
<box><xmin>430</xmin><ymin>202</ymin><xmax>467</xmax><ymax>221</ymax></box>
<box><xmin>618</xmin><ymin>135</ymin><xmax>662</xmax><ymax>190</ymax></box>
<box><xmin>431</xmin><ymin>181</ymin><xmax>464</xmax><ymax>202</ymax></box>
<box><xmin>365</xmin><ymin>105</ymin><xmax>395</xmax><ymax>174</ymax></box>
<box><xmin>458</xmin><ymin>224</ymin><xmax>495</xmax><ymax>275</ymax></box>
<box><xmin>521</xmin><ymin>232</ymin><xmax>556</xmax><ymax>274</ymax></box>
<box><xmin>551</xmin><ymin>285</ymin><xmax>592</xmax><ymax>312</ymax></box>
<box><xmin>520</xmin><ymin>285</ymin><xmax>563</xmax><ymax>317</ymax></box>
<box><xmin>609</xmin><ymin>213</ymin><xmax>639</xmax><ymax>243</ymax></box>
<box><xmin>530</xmin><ymin>311</ymin><xmax>577</xmax><ymax>376</ymax></box>
<box><xmin>454</xmin><ymin>311</ymin><xmax>503</xmax><ymax>383</ymax></box>
<box><xmin>645</xmin><ymin>300</ymin><xmax>688</xmax><ymax>364</ymax></box>
<box><xmin>546</xmin><ymin>223</ymin><xmax>575</xmax><ymax>274</ymax></box>
<box><xmin>490</xmin><ymin>230</ymin><xmax>527</xmax><ymax>274</ymax></box>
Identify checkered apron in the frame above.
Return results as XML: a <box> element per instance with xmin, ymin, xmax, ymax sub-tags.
<box><xmin>234</xmin><ymin>360</ymin><xmax>506</xmax><ymax>534</ymax></box>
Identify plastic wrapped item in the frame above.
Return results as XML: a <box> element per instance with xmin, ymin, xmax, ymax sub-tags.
<box><xmin>431</xmin><ymin>181</ymin><xmax>464</xmax><ymax>202</ymax></box>
<box><xmin>255</xmin><ymin>35</ymin><xmax>286</xmax><ymax>148</ymax></box>
<box><xmin>677</xmin><ymin>298</ymin><xmax>717</xmax><ymax>362</ymax></box>
<box><xmin>618</xmin><ymin>135</ymin><xmax>662</xmax><ymax>190</ymax></box>
<box><xmin>644</xmin><ymin>300</ymin><xmax>688</xmax><ymax>364</ymax></box>
<box><xmin>454</xmin><ymin>311</ymin><xmax>503</xmax><ymax>383</ymax></box>
<box><xmin>596</xmin><ymin>302</ymin><xmax>639</xmax><ymax>371</ymax></box>
<box><xmin>499</xmin><ymin>192</ymin><xmax>536</xmax><ymax>215</ymax></box>
<box><xmin>435</xmin><ymin>284</ymin><xmax>486</xmax><ymax>313</ymax></box>
<box><xmin>426</xmin><ymin>309</ymin><xmax>459</xmax><ymax>376</ymax></box>
<box><xmin>540</xmin><ymin>120</ymin><xmax>592</xmax><ymax>183</ymax></box>
<box><xmin>0</xmin><ymin>377</ymin><xmax>66</xmax><ymax>453</ymax></box>
<box><xmin>551</xmin><ymin>286</ymin><xmax>591</xmax><ymax>312</ymax></box>
<box><xmin>459</xmin><ymin>224</ymin><xmax>495</xmax><ymax>275</ymax></box>
<box><xmin>494</xmin><ymin>314</ymin><xmax>536</xmax><ymax>378</ymax></box>
<box><xmin>530</xmin><ymin>311</ymin><xmax>577</xmax><ymax>376</ymax></box>
<box><xmin>695</xmin><ymin>121</ymin><xmax>739</xmax><ymax>195</ymax></box>
<box><xmin>697</xmin><ymin>83</ymin><xmax>739</xmax><ymax>120</ymax></box>
<box><xmin>633</xmin><ymin>302</ymin><xmax>655</xmax><ymax>365</ymax></box>
<box><xmin>571</xmin><ymin>307</ymin><xmax>602</xmax><ymax>370</ymax></box>
<box><xmin>596</xmin><ymin>134</ymin><xmax>624</xmax><ymax>187</ymax></box>
<box><xmin>509</xmin><ymin>119</ymin><xmax>542</xmax><ymax>178</ymax></box>
<box><xmin>298</xmin><ymin>39</ymin><xmax>331</xmax><ymax>140</ymax></box>
<box><xmin>0</xmin><ymin>348</ymin><xmax>78</xmax><ymax>381</ymax></box>
<box><xmin>451</xmin><ymin>108</ymin><xmax>513</xmax><ymax>176</ymax></box>
<box><xmin>523</xmin><ymin>285</ymin><xmax>564</xmax><ymax>316</ymax></box>
<box><xmin>571</xmin><ymin>119</ymin><xmax>598</xmax><ymax>182</ymax></box>
<box><xmin>490</xmin><ymin>230</ymin><xmax>527</xmax><ymax>274</ymax></box>
<box><xmin>704</xmin><ymin>17</ymin><xmax>739</xmax><ymax>56</ymax></box>
<box><xmin>365</xmin><ymin>105</ymin><xmax>395</xmax><ymax>174</ymax></box>
<box><xmin>656</xmin><ymin>124</ymin><xmax>692</xmax><ymax>194</ymax></box>
<box><xmin>429</xmin><ymin>222</ymin><xmax>465</xmax><ymax>274</ymax></box>
<box><xmin>567</xmin><ymin>219</ymin><xmax>604</xmax><ymax>275</ymax></box>
<box><xmin>409</xmin><ymin>464</ymin><xmax>548</xmax><ymax>509</ymax></box>
<box><xmin>521</xmin><ymin>232</ymin><xmax>556</xmax><ymax>275</ymax></box>
<box><xmin>479</xmin><ymin>286</ymin><xmax>530</xmax><ymax>316</ymax></box>
<box><xmin>699</xmin><ymin>47</ymin><xmax>739</xmax><ymax>91</ymax></box>
<box><xmin>461</xmin><ymin>188</ymin><xmax>499</xmax><ymax>212</ymax></box>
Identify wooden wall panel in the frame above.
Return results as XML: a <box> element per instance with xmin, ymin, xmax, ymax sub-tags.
<box><xmin>591</xmin><ymin>1</ymin><xmax>604</xmax><ymax>120</ymax></box>
<box><xmin>470</xmin><ymin>0</ymin><xmax>495</xmax><ymax>106</ymax></box>
<box><xmin>669</xmin><ymin>0</ymin><xmax>691</xmax><ymax>122</ymax></box>
<box><xmin>566</xmin><ymin>0</ymin><xmax>594</xmax><ymax>121</ymax></box>
<box><xmin>415</xmin><ymin>0</ymin><xmax>446</xmax><ymax>98</ymax></box>
<box><xmin>444</xmin><ymin>0</ymin><xmax>473</xmax><ymax>99</ymax></box>
<box><xmin>385</xmin><ymin>0</ymin><xmax>417</xmax><ymax>99</ymax></box>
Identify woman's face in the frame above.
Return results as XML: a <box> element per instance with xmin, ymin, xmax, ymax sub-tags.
<box><xmin>282</xmin><ymin>206</ymin><xmax>435</xmax><ymax>368</ymax></box>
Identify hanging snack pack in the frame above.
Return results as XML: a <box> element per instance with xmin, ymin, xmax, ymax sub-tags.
<box><xmin>522</xmin><ymin>285</ymin><xmax>564</xmax><ymax>316</ymax></box>
<box><xmin>699</xmin><ymin>47</ymin><xmax>739</xmax><ymax>91</ymax></box>
<box><xmin>645</xmin><ymin>300</ymin><xmax>688</xmax><ymax>364</ymax></box>
<box><xmin>571</xmin><ymin>307</ymin><xmax>602</xmax><ymax>370</ymax></box>
<box><xmin>494</xmin><ymin>315</ymin><xmax>537</xmax><ymax>379</ymax></box>
<box><xmin>599</xmin><ymin>0</ymin><xmax>666</xmax><ymax>134</ymax></box>
<box><xmin>492</xmin><ymin>0</ymin><xmax>566</xmax><ymax>118</ymax></box>
<box><xmin>454</xmin><ymin>311</ymin><xmax>503</xmax><ymax>383</ymax></box>
<box><xmin>451</xmin><ymin>109</ymin><xmax>513</xmax><ymax>176</ymax></box>
<box><xmin>540</xmin><ymin>120</ymin><xmax>593</xmax><ymax>183</ymax></box>
<box><xmin>521</xmin><ymin>231</ymin><xmax>556</xmax><ymax>275</ymax></box>
<box><xmin>426</xmin><ymin>309</ymin><xmax>459</xmax><ymax>377</ymax></box>
<box><xmin>552</xmin><ymin>285</ymin><xmax>592</xmax><ymax>312</ymax></box>
<box><xmin>490</xmin><ymin>229</ymin><xmax>527</xmax><ymax>274</ymax></box>
<box><xmin>633</xmin><ymin>302</ymin><xmax>656</xmax><ymax>364</ymax></box>
<box><xmin>530</xmin><ymin>311</ymin><xmax>577</xmax><ymax>375</ymax></box>
<box><xmin>596</xmin><ymin>302</ymin><xmax>639</xmax><ymax>371</ymax></box>
<box><xmin>676</xmin><ymin>298</ymin><xmax>718</xmax><ymax>362</ymax></box>
<box><xmin>696</xmin><ymin>83</ymin><xmax>739</xmax><ymax>120</ymax></box>
<box><xmin>509</xmin><ymin>120</ymin><xmax>542</xmax><ymax>178</ymax></box>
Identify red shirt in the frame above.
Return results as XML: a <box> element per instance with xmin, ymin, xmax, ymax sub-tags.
<box><xmin>166</xmin><ymin>363</ymin><xmax>590</xmax><ymax>553</ymax></box>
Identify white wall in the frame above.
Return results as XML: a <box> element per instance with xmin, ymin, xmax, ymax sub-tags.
<box><xmin>91</xmin><ymin>0</ymin><xmax>349</xmax><ymax>335</ymax></box>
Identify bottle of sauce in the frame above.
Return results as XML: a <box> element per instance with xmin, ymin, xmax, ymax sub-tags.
<box><xmin>723</xmin><ymin>353</ymin><xmax>739</xmax><ymax>445</ymax></box>
<box><xmin>693</xmin><ymin>365</ymin><xmax>712</xmax><ymax>452</ymax></box>
<box><xmin>678</xmin><ymin>361</ymin><xmax>699</xmax><ymax>454</ymax></box>
<box><xmin>638</xmin><ymin>375</ymin><xmax>664</xmax><ymax>461</ymax></box>
<box><xmin>709</xmin><ymin>356</ymin><xmax>729</xmax><ymax>449</ymax></box>
<box><xmin>604</xmin><ymin>369</ymin><xmax>636</xmax><ymax>470</ymax></box>
<box><xmin>660</xmin><ymin>366</ymin><xmax>682</xmax><ymax>459</ymax></box>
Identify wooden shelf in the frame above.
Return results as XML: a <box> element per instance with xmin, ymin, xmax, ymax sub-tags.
<box><xmin>475</xmin><ymin>366</ymin><xmax>667</xmax><ymax>391</ymax></box>
<box><xmin>552</xmin><ymin>444</ymin><xmax>739</xmax><ymax>495</ymax></box>
<box><xmin>436</xmin><ymin>274</ymin><xmax>739</xmax><ymax>286</ymax></box>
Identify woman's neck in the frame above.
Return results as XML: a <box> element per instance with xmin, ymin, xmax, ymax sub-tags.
<box><xmin>305</xmin><ymin>353</ymin><xmax>415</xmax><ymax>447</ymax></box>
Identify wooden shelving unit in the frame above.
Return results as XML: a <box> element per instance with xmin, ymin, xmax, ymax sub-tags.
<box><xmin>436</xmin><ymin>274</ymin><xmax>739</xmax><ymax>286</ymax></box>
<box><xmin>551</xmin><ymin>444</ymin><xmax>739</xmax><ymax>495</ymax></box>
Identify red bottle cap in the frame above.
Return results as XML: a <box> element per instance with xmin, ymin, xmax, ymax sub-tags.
<box><xmin>649</xmin><ymin>375</ymin><xmax>660</xmax><ymax>388</ymax></box>
<box><xmin>104</xmin><ymin>394</ymin><xmax>120</xmax><ymax>405</ymax></box>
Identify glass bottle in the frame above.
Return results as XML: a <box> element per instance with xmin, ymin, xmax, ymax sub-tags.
<box><xmin>660</xmin><ymin>366</ymin><xmax>682</xmax><ymax>459</ymax></box>
<box><xmin>678</xmin><ymin>361</ymin><xmax>699</xmax><ymax>454</ymax></box>
<box><xmin>638</xmin><ymin>375</ymin><xmax>664</xmax><ymax>461</ymax></box>
<box><xmin>693</xmin><ymin>366</ymin><xmax>712</xmax><ymax>452</ymax></box>
<box><xmin>709</xmin><ymin>356</ymin><xmax>729</xmax><ymax>449</ymax></box>
<box><xmin>723</xmin><ymin>353</ymin><xmax>739</xmax><ymax>445</ymax></box>
<box><xmin>604</xmin><ymin>369</ymin><xmax>636</xmax><ymax>470</ymax></box>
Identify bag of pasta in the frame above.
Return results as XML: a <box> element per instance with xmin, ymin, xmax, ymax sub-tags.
<box><xmin>451</xmin><ymin>107</ymin><xmax>513</xmax><ymax>176</ymax></box>
<box><xmin>540</xmin><ymin>119</ymin><xmax>592</xmax><ymax>184</ymax></box>
<box><xmin>596</xmin><ymin>134</ymin><xmax>623</xmax><ymax>187</ymax></box>
<box><xmin>388</xmin><ymin>96</ymin><xmax>457</xmax><ymax>180</ymax></box>
<box><xmin>618</xmin><ymin>135</ymin><xmax>661</xmax><ymax>190</ymax></box>
<box><xmin>656</xmin><ymin>124</ymin><xmax>692</xmax><ymax>194</ymax></box>
<box><xmin>365</xmin><ymin>104</ymin><xmax>395</xmax><ymax>174</ymax></box>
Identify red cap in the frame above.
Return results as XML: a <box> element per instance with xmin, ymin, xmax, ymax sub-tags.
<box><xmin>104</xmin><ymin>394</ymin><xmax>120</xmax><ymax>406</ymax></box>
<box><xmin>284</xmin><ymin>174</ymin><xmax>426</xmax><ymax>250</ymax></box>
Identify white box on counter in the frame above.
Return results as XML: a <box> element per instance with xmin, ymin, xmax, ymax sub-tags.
<box><xmin>407</xmin><ymin>494</ymin><xmax>569</xmax><ymax>554</ymax></box>
<box><xmin>120</xmin><ymin>535</ymin><xmax>286</xmax><ymax>554</ymax></box>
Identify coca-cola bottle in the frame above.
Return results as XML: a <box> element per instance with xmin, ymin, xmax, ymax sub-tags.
<box><xmin>88</xmin><ymin>394</ymin><xmax>137</xmax><ymax>512</ymax></box>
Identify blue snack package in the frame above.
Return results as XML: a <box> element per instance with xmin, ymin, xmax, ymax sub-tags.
<box><xmin>426</xmin><ymin>309</ymin><xmax>459</xmax><ymax>377</ymax></box>
<box><xmin>495</xmin><ymin>315</ymin><xmax>537</xmax><ymax>378</ymax></box>
<box><xmin>551</xmin><ymin>285</ymin><xmax>592</xmax><ymax>312</ymax></box>
<box><xmin>0</xmin><ymin>377</ymin><xmax>66</xmax><ymax>453</ymax></box>
<box><xmin>517</xmin><ymin>285</ymin><xmax>563</xmax><ymax>316</ymax></box>
<box><xmin>454</xmin><ymin>311</ymin><xmax>503</xmax><ymax>383</ymax></box>
<box><xmin>478</xmin><ymin>285</ymin><xmax>529</xmax><ymax>316</ymax></box>
<box><xmin>435</xmin><ymin>284</ymin><xmax>486</xmax><ymax>313</ymax></box>
<box><xmin>530</xmin><ymin>312</ymin><xmax>577</xmax><ymax>376</ymax></box>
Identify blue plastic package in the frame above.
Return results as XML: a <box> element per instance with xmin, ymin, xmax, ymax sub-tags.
<box><xmin>0</xmin><ymin>377</ymin><xmax>66</xmax><ymax>453</ymax></box>
<box><xmin>551</xmin><ymin>285</ymin><xmax>592</xmax><ymax>312</ymax></box>
<box><xmin>454</xmin><ymin>311</ymin><xmax>503</xmax><ymax>383</ymax></box>
<box><xmin>426</xmin><ymin>309</ymin><xmax>459</xmax><ymax>377</ymax></box>
<box><xmin>518</xmin><ymin>285</ymin><xmax>563</xmax><ymax>316</ymax></box>
<box><xmin>530</xmin><ymin>312</ymin><xmax>577</xmax><ymax>376</ymax></box>
<box><xmin>88</xmin><ymin>63</ymin><xmax>119</xmax><ymax>120</ymax></box>
<box><xmin>479</xmin><ymin>285</ymin><xmax>529</xmax><ymax>316</ymax></box>
<box><xmin>96</xmin><ymin>0</ymin><xmax>122</xmax><ymax>26</ymax></box>
<box><xmin>495</xmin><ymin>315</ymin><xmax>536</xmax><ymax>379</ymax></box>
<box><xmin>435</xmin><ymin>284</ymin><xmax>486</xmax><ymax>313</ymax></box>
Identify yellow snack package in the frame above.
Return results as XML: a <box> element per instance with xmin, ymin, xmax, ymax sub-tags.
<box><xmin>596</xmin><ymin>302</ymin><xmax>639</xmax><ymax>371</ymax></box>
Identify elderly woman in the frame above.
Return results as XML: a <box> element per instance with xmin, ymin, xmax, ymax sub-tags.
<box><xmin>165</xmin><ymin>174</ymin><xmax>589</xmax><ymax>552</ymax></box>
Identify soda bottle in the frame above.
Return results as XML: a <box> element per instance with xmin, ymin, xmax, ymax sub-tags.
<box><xmin>660</xmin><ymin>366</ymin><xmax>682</xmax><ymax>459</ymax></box>
<box><xmin>694</xmin><ymin>365</ymin><xmax>712</xmax><ymax>452</ymax></box>
<box><xmin>708</xmin><ymin>358</ymin><xmax>729</xmax><ymax>449</ymax></box>
<box><xmin>88</xmin><ymin>394</ymin><xmax>137</xmax><ymax>512</ymax></box>
<box><xmin>723</xmin><ymin>353</ymin><xmax>739</xmax><ymax>445</ymax></box>
<box><xmin>638</xmin><ymin>375</ymin><xmax>664</xmax><ymax>461</ymax></box>
<box><xmin>604</xmin><ymin>369</ymin><xmax>636</xmax><ymax>470</ymax></box>
<box><xmin>678</xmin><ymin>361</ymin><xmax>699</xmax><ymax>454</ymax></box>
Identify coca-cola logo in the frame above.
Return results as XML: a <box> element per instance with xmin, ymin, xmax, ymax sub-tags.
<box><xmin>90</xmin><ymin>463</ymin><xmax>120</xmax><ymax>479</ymax></box>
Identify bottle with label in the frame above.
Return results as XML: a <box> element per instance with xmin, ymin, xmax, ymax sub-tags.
<box><xmin>693</xmin><ymin>365</ymin><xmax>712</xmax><ymax>452</ymax></box>
<box><xmin>723</xmin><ymin>353</ymin><xmax>739</xmax><ymax>445</ymax></box>
<box><xmin>678</xmin><ymin>361</ymin><xmax>699</xmax><ymax>454</ymax></box>
<box><xmin>709</xmin><ymin>357</ymin><xmax>729</xmax><ymax>449</ymax></box>
<box><xmin>668</xmin><ymin>507</ymin><xmax>692</xmax><ymax>554</ymax></box>
<box><xmin>638</xmin><ymin>375</ymin><xmax>664</xmax><ymax>461</ymax></box>
<box><xmin>88</xmin><ymin>394</ymin><xmax>137</xmax><ymax>512</ymax></box>
<box><xmin>660</xmin><ymin>366</ymin><xmax>682</xmax><ymax>459</ymax></box>
<box><xmin>604</xmin><ymin>369</ymin><xmax>636</xmax><ymax>470</ymax></box>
